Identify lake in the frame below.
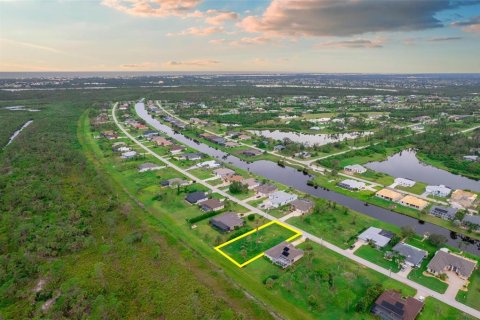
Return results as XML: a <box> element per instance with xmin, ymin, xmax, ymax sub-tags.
<box><xmin>249</xmin><ymin>129</ymin><xmax>372</xmax><ymax>146</ymax></box>
<box><xmin>365</xmin><ymin>149</ymin><xmax>480</xmax><ymax>192</ymax></box>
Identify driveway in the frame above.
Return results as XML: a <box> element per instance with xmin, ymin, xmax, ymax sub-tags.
<box><xmin>444</xmin><ymin>271</ymin><xmax>468</xmax><ymax>300</ymax></box>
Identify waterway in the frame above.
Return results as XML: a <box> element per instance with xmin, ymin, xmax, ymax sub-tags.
<box><xmin>5</xmin><ymin>120</ymin><xmax>33</xmax><ymax>148</ymax></box>
<box><xmin>135</xmin><ymin>102</ymin><xmax>480</xmax><ymax>255</ymax></box>
<box><xmin>250</xmin><ymin>129</ymin><xmax>372</xmax><ymax>146</ymax></box>
<box><xmin>365</xmin><ymin>149</ymin><xmax>480</xmax><ymax>192</ymax></box>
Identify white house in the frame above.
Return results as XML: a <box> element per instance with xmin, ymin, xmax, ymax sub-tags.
<box><xmin>425</xmin><ymin>185</ymin><xmax>451</xmax><ymax>197</ymax></box>
<box><xmin>344</xmin><ymin>164</ymin><xmax>367</xmax><ymax>174</ymax></box>
<box><xmin>265</xmin><ymin>191</ymin><xmax>298</xmax><ymax>208</ymax></box>
<box><xmin>394</xmin><ymin>178</ymin><xmax>416</xmax><ymax>188</ymax></box>
<box><xmin>121</xmin><ymin>151</ymin><xmax>137</xmax><ymax>159</ymax></box>
<box><xmin>196</xmin><ymin>160</ymin><xmax>220</xmax><ymax>169</ymax></box>
<box><xmin>337</xmin><ymin>179</ymin><xmax>366</xmax><ymax>190</ymax></box>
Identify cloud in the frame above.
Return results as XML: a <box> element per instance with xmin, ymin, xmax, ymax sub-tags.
<box><xmin>167</xmin><ymin>26</ymin><xmax>224</xmax><ymax>36</ymax></box>
<box><xmin>315</xmin><ymin>38</ymin><xmax>385</xmax><ymax>49</ymax></box>
<box><xmin>205</xmin><ymin>10</ymin><xmax>238</xmax><ymax>26</ymax></box>
<box><xmin>0</xmin><ymin>38</ymin><xmax>64</xmax><ymax>54</ymax></box>
<box><xmin>427</xmin><ymin>36</ymin><xmax>463</xmax><ymax>41</ymax></box>
<box><xmin>452</xmin><ymin>16</ymin><xmax>480</xmax><ymax>33</ymax></box>
<box><xmin>164</xmin><ymin>59</ymin><xmax>220</xmax><ymax>66</ymax></box>
<box><xmin>230</xmin><ymin>36</ymin><xmax>273</xmax><ymax>46</ymax></box>
<box><xmin>120</xmin><ymin>62</ymin><xmax>155</xmax><ymax>69</ymax></box>
<box><xmin>101</xmin><ymin>0</ymin><xmax>202</xmax><ymax>17</ymax></box>
<box><xmin>239</xmin><ymin>0</ymin><xmax>478</xmax><ymax>37</ymax></box>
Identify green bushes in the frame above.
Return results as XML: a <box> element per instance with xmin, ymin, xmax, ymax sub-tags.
<box><xmin>187</xmin><ymin>211</ymin><xmax>220</xmax><ymax>224</ymax></box>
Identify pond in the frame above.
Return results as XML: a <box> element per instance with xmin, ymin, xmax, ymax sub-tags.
<box><xmin>365</xmin><ymin>149</ymin><xmax>480</xmax><ymax>192</ymax></box>
<box><xmin>249</xmin><ymin>130</ymin><xmax>372</xmax><ymax>146</ymax></box>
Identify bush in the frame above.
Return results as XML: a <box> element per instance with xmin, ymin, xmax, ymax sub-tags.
<box><xmin>247</xmin><ymin>214</ymin><xmax>255</xmax><ymax>221</ymax></box>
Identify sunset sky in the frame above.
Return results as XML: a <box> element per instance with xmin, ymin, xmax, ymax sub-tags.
<box><xmin>1</xmin><ymin>0</ymin><xmax>480</xmax><ymax>73</ymax></box>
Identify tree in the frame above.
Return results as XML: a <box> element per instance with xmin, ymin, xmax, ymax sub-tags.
<box><xmin>428</xmin><ymin>233</ymin><xmax>448</xmax><ymax>247</ymax></box>
<box><xmin>400</xmin><ymin>225</ymin><xmax>415</xmax><ymax>239</ymax></box>
<box><xmin>229</xmin><ymin>181</ymin><xmax>247</xmax><ymax>194</ymax></box>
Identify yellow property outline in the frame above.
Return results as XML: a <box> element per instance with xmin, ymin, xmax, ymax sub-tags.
<box><xmin>214</xmin><ymin>220</ymin><xmax>302</xmax><ymax>268</ymax></box>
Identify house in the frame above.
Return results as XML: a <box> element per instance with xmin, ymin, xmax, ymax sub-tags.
<box><xmin>200</xmin><ymin>199</ymin><xmax>225</xmax><ymax>212</ymax></box>
<box><xmin>178</xmin><ymin>152</ymin><xmax>203</xmax><ymax>161</ymax></box>
<box><xmin>376</xmin><ymin>189</ymin><xmax>403</xmax><ymax>202</ymax></box>
<box><xmin>429</xmin><ymin>206</ymin><xmax>458</xmax><ymax>220</ymax></box>
<box><xmin>425</xmin><ymin>185</ymin><xmax>451</xmax><ymax>197</ymax></box>
<box><xmin>427</xmin><ymin>249</ymin><xmax>477</xmax><ymax>279</ymax></box>
<box><xmin>112</xmin><ymin>141</ymin><xmax>126</xmax><ymax>151</ymax></box>
<box><xmin>266</xmin><ymin>191</ymin><xmax>298</xmax><ymax>208</ymax></box>
<box><xmin>463</xmin><ymin>155</ymin><xmax>478</xmax><ymax>162</ymax></box>
<box><xmin>451</xmin><ymin>189</ymin><xmax>477</xmax><ymax>208</ymax></box>
<box><xmin>392</xmin><ymin>243</ymin><xmax>427</xmax><ymax>267</ymax></box>
<box><xmin>121</xmin><ymin>151</ymin><xmax>137</xmax><ymax>159</ymax></box>
<box><xmin>274</xmin><ymin>145</ymin><xmax>285</xmax><ymax>151</ymax></box>
<box><xmin>195</xmin><ymin>160</ymin><xmax>220</xmax><ymax>169</ymax></box>
<box><xmin>358</xmin><ymin>227</ymin><xmax>395</xmax><ymax>248</ymax></box>
<box><xmin>243</xmin><ymin>178</ymin><xmax>260</xmax><ymax>190</ymax></box>
<box><xmin>294</xmin><ymin>151</ymin><xmax>311</xmax><ymax>158</ymax></box>
<box><xmin>227</xmin><ymin>174</ymin><xmax>244</xmax><ymax>184</ymax></box>
<box><xmin>395</xmin><ymin>178</ymin><xmax>416</xmax><ymax>188</ymax></box>
<box><xmin>116</xmin><ymin>146</ymin><xmax>131</xmax><ymax>152</ymax></box>
<box><xmin>371</xmin><ymin>290</ymin><xmax>424</xmax><ymax>320</ymax></box>
<box><xmin>151</xmin><ymin>136</ymin><xmax>172</xmax><ymax>147</ymax></box>
<box><xmin>337</xmin><ymin>179</ymin><xmax>366</xmax><ymax>190</ymax></box>
<box><xmin>225</xmin><ymin>141</ymin><xmax>240</xmax><ymax>147</ymax></box>
<box><xmin>210</xmin><ymin>212</ymin><xmax>244</xmax><ymax>231</ymax></box>
<box><xmin>143</xmin><ymin>130</ymin><xmax>158</xmax><ymax>138</ymax></box>
<box><xmin>264</xmin><ymin>242</ymin><xmax>304</xmax><ymax>268</ymax></box>
<box><xmin>160</xmin><ymin>178</ymin><xmax>190</xmax><ymax>188</ymax></box>
<box><xmin>237</xmin><ymin>134</ymin><xmax>251</xmax><ymax>140</ymax></box>
<box><xmin>170</xmin><ymin>145</ymin><xmax>185</xmax><ymax>155</ymax></box>
<box><xmin>138</xmin><ymin>163</ymin><xmax>163</xmax><ymax>172</ymax></box>
<box><xmin>256</xmin><ymin>184</ymin><xmax>278</xmax><ymax>196</ymax></box>
<box><xmin>238</xmin><ymin>149</ymin><xmax>262</xmax><ymax>157</ymax></box>
<box><xmin>213</xmin><ymin>168</ymin><xmax>235</xmax><ymax>178</ymax></box>
<box><xmin>290</xmin><ymin>199</ymin><xmax>314</xmax><ymax>214</ymax></box>
<box><xmin>462</xmin><ymin>215</ymin><xmax>480</xmax><ymax>230</ymax></box>
<box><xmin>185</xmin><ymin>191</ymin><xmax>208</xmax><ymax>204</ymax></box>
<box><xmin>102</xmin><ymin>130</ymin><xmax>119</xmax><ymax>140</ymax></box>
<box><xmin>344</xmin><ymin>164</ymin><xmax>367</xmax><ymax>174</ymax></box>
<box><xmin>399</xmin><ymin>195</ymin><xmax>428</xmax><ymax>210</ymax></box>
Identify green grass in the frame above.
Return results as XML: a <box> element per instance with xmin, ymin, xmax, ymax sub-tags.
<box><xmin>188</xmin><ymin>167</ymin><xmax>215</xmax><ymax>180</ymax></box>
<box><xmin>407</xmin><ymin>259</ymin><xmax>448</xmax><ymax>293</ymax></box>
<box><xmin>396</xmin><ymin>181</ymin><xmax>427</xmax><ymax>195</ymax></box>
<box><xmin>419</xmin><ymin>297</ymin><xmax>476</xmax><ymax>320</ymax></box>
<box><xmin>456</xmin><ymin>270</ymin><xmax>480</xmax><ymax>310</ymax></box>
<box><xmin>219</xmin><ymin>223</ymin><xmax>298</xmax><ymax>264</ymax></box>
<box><xmin>355</xmin><ymin>245</ymin><xmax>402</xmax><ymax>272</ymax></box>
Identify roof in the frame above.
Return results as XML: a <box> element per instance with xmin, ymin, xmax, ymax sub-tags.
<box><xmin>451</xmin><ymin>190</ymin><xmax>477</xmax><ymax>207</ymax></box>
<box><xmin>344</xmin><ymin>164</ymin><xmax>367</xmax><ymax>172</ymax></box>
<box><xmin>338</xmin><ymin>179</ymin><xmax>366</xmax><ymax>189</ymax></box>
<box><xmin>210</xmin><ymin>212</ymin><xmax>243</xmax><ymax>230</ymax></box>
<box><xmin>291</xmin><ymin>199</ymin><xmax>314</xmax><ymax>212</ymax></box>
<box><xmin>243</xmin><ymin>178</ymin><xmax>259</xmax><ymax>187</ymax></box>
<box><xmin>392</xmin><ymin>243</ymin><xmax>427</xmax><ymax>266</ymax></box>
<box><xmin>268</xmin><ymin>191</ymin><xmax>298</xmax><ymax>205</ymax></box>
<box><xmin>213</xmin><ymin>168</ymin><xmax>235</xmax><ymax>176</ymax></box>
<box><xmin>376</xmin><ymin>188</ymin><xmax>402</xmax><ymax>200</ymax></box>
<box><xmin>200</xmin><ymin>198</ymin><xmax>224</xmax><ymax>210</ymax></box>
<box><xmin>358</xmin><ymin>227</ymin><xmax>394</xmax><ymax>248</ymax></box>
<box><xmin>161</xmin><ymin>177</ymin><xmax>188</xmax><ymax>186</ymax></box>
<box><xmin>463</xmin><ymin>214</ymin><xmax>480</xmax><ymax>226</ymax></box>
<box><xmin>394</xmin><ymin>178</ymin><xmax>415</xmax><ymax>186</ymax></box>
<box><xmin>426</xmin><ymin>184</ymin><xmax>451</xmax><ymax>194</ymax></box>
<box><xmin>427</xmin><ymin>250</ymin><xmax>477</xmax><ymax>278</ymax></box>
<box><xmin>185</xmin><ymin>191</ymin><xmax>207</xmax><ymax>204</ymax></box>
<box><xmin>265</xmin><ymin>242</ymin><xmax>304</xmax><ymax>262</ymax></box>
<box><xmin>372</xmin><ymin>290</ymin><xmax>424</xmax><ymax>320</ymax></box>
<box><xmin>256</xmin><ymin>184</ymin><xmax>277</xmax><ymax>194</ymax></box>
<box><xmin>400</xmin><ymin>195</ymin><xmax>428</xmax><ymax>208</ymax></box>
<box><xmin>429</xmin><ymin>206</ymin><xmax>457</xmax><ymax>219</ymax></box>
<box><xmin>138</xmin><ymin>163</ymin><xmax>160</xmax><ymax>170</ymax></box>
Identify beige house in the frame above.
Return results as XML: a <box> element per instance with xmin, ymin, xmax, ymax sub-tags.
<box><xmin>376</xmin><ymin>188</ymin><xmax>403</xmax><ymax>202</ymax></box>
<box><xmin>399</xmin><ymin>195</ymin><xmax>428</xmax><ymax>210</ymax></box>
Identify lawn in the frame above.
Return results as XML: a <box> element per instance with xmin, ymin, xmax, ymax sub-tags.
<box><xmin>218</xmin><ymin>221</ymin><xmax>300</xmax><ymax>265</ymax></box>
<box><xmin>419</xmin><ymin>297</ymin><xmax>476</xmax><ymax>320</ymax></box>
<box><xmin>407</xmin><ymin>259</ymin><xmax>448</xmax><ymax>294</ymax></box>
<box><xmin>355</xmin><ymin>245</ymin><xmax>402</xmax><ymax>273</ymax></box>
<box><xmin>456</xmin><ymin>269</ymin><xmax>480</xmax><ymax>311</ymax></box>
<box><xmin>396</xmin><ymin>181</ymin><xmax>427</xmax><ymax>195</ymax></box>
<box><xmin>188</xmin><ymin>167</ymin><xmax>215</xmax><ymax>180</ymax></box>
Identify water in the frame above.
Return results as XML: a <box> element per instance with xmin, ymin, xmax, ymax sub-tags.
<box><xmin>4</xmin><ymin>106</ymin><xmax>40</xmax><ymax>112</ymax></box>
<box><xmin>135</xmin><ymin>102</ymin><xmax>480</xmax><ymax>255</ymax></box>
<box><xmin>5</xmin><ymin>120</ymin><xmax>33</xmax><ymax>147</ymax></box>
<box><xmin>250</xmin><ymin>129</ymin><xmax>372</xmax><ymax>146</ymax></box>
<box><xmin>365</xmin><ymin>150</ymin><xmax>480</xmax><ymax>192</ymax></box>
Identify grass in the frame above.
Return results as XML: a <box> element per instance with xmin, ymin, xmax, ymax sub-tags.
<box><xmin>456</xmin><ymin>270</ymin><xmax>480</xmax><ymax>310</ymax></box>
<box><xmin>219</xmin><ymin>222</ymin><xmax>299</xmax><ymax>265</ymax></box>
<box><xmin>419</xmin><ymin>297</ymin><xmax>476</xmax><ymax>320</ymax></box>
<box><xmin>407</xmin><ymin>259</ymin><xmax>448</xmax><ymax>294</ymax></box>
<box><xmin>355</xmin><ymin>245</ymin><xmax>402</xmax><ymax>272</ymax></box>
<box><xmin>396</xmin><ymin>181</ymin><xmax>427</xmax><ymax>195</ymax></box>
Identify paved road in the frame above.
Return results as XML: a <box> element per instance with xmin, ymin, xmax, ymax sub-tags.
<box><xmin>114</xmin><ymin>102</ymin><xmax>480</xmax><ymax>319</ymax></box>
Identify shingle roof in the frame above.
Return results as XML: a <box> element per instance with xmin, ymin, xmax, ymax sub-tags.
<box><xmin>358</xmin><ymin>227</ymin><xmax>394</xmax><ymax>248</ymax></box>
<box><xmin>392</xmin><ymin>243</ymin><xmax>427</xmax><ymax>266</ymax></box>
<box><xmin>185</xmin><ymin>191</ymin><xmax>207</xmax><ymax>204</ymax></box>
<box><xmin>427</xmin><ymin>250</ymin><xmax>477</xmax><ymax>278</ymax></box>
<box><xmin>372</xmin><ymin>290</ymin><xmax>424</xmax><ymax>320</ymax></box>
<box><xmin>210</xmin><ymin>212</ymin><xmax>243</xmax><ymax>231</ymax></box>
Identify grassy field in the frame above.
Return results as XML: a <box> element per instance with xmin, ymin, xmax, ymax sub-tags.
<box><xmin>396</xmin><ymin>181</ymin><xmax>427</xmax><ymax>195</ymax></box>
<box><xmin>407</xmin><ymin>259</ymin><xmax>448</xmax><ymax>294</ymax></box>
<box><xmin>419</xmin><ymin>297</ymin><xmax>476</xmax><ymax>320</ymax></box>
<box><xmin>456</xmin><ymin>270</ymin><xmax>480</xmax><ymax>310</ymax></box>
<box><xmin>219</xmin><ymin>222</ymin><xmax>299</xmax><ymax>264</ymax></box>
<box><xmin>355</xmin><ymin>245</ymin><xmax>402</xmax><ymax>273</ymax></box>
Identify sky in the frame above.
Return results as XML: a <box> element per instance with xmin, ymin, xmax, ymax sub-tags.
<box><xmin>0</xmin><ymin>0</ymin><xmax>480</xmax><ymax>73</ymax></box>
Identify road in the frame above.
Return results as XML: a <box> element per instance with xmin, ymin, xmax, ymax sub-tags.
<box><xmin>114</xmin><ymin>102</ymin><xmax>480</xmax><ymax>319</ymax></box>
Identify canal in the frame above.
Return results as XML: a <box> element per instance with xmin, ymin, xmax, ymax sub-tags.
<box><xmin>135</xmin><ymin>102</ymin><xmax>480</xmax><ymax>255</ymax></box>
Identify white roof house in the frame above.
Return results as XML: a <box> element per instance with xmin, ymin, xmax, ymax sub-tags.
<box><xmin>358</xmin><ymin>227</ymin><xmax>395</xmax><ymax>248</ymax></box>
<box><xmin>394</xmin><ymin>178</ymin><xmax>416</xmax><ymax>188</ymax></box>
<box><xmin>266</xmin><ymin>191</ymin><xmax>298</xmax><ymax>208</ymax></box>
<box><xmin>425</xmin><ymin>185</ymin><xmax>451</xmax><ymax>197</ymax></box>
<box><xmin>196</xmin><ymin>160</ymin><xmax>220</xmax><ymax>169</ymax></box>
<box><xmin>337</xmin><ymin>179</ymin><xmax>366</xmax><ymax>190</ymax></box>
<box><xmin>121</xmin><ymin>151</ymin><xmax>137</xmax><ymax>159</ymax></box>
<box><xmin>344</xmin><ymin>164</ymin><xmax>367</xmax><ymax>174</ymax></box>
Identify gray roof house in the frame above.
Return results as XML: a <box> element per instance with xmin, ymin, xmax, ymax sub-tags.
<box><xmin>200</xmin><ymin>198</ymin><xmax>225</xmax><ymax>212</ymax></box>
<box><xmin>210</xmin><ymin>212</ymin><xmax>244</xmax><ymax>231</ymax></box>
<box><xmin>138</xmin><ymin>162</ymin><xmax>163</xmax><ymax>172</ymax></box>
<box><xmin>178</xmin><ymin>152</ymin><xmax>203</xmax><ymax>161</ymax></box>
<box><xmin>185</xmin><ymin>191</ymin><xmax>208</xmax><ymax>204</ymax></box>
<box><xmin>290</xmin><ymin>199</ymin><xmax>314</xmax><ymax>213</ymax></box>
<box><xmin>462</xmin><ymin>215</ymin><xmax>480</xmax><ymax>228</ymax></box>
<box><xmin>358</xmin><ymin>227</ymin><xmax>395</xmax><ymax>248</ymax></box>
<box><xmin>255</xmin><ymin>184</ymin><xmax>278</xmax><ymax>196</ymax></box>
<box><xmin>160</xmin><ymin>178</ymin><xmax>190</xmax><ymax>188</ymax></box>
<box><xmin>265</xmin><ymin>242</ymin><xmax>304</xmax><ymax>268</ymax></box>
<box><xmin>429</xmin><ymin>206</ymin><xmax>458</xmax><ymax>220</ymax></box>
<box><xmin>427</xmin><ymin>249</ymin><xmax>477</xmax><ymax>279</ymax></box>
<box><xmin>392</xmin><ymin>243</ymin><xmax>428</xmax><ymax>267</ymax></box>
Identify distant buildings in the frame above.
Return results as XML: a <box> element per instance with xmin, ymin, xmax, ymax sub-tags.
<box><xmin>427</xmin><ymin>249</ymin><xmax>477</xmax><ymax>280</ymax></box>
<box><xmin>121</xmin><ymin>151</ymin><xmax>137</xmax><ymax>159</ymax></box>
<box><xmin>264</xmin><ymin>242</ymin><xmax>304</xmax><ymax>268</ymax></box>
<box><xmin>425</xmin><ymin>185</ymin><xmax>451</xmax><ymax>197</ymax></box>
<box><xmin>358</xmin><ymin>227</ymin><xmax>395</xmax><ymax>249</ymax></box>
<box><xmin>138</xmin><ymin>162</ymin><xmax>163</xmax><ymax>172</ymax></box>
<box><xmin>344</xmin><ymin>164</ymin><xmax>367</xmax><ymax>174</ymax></box>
